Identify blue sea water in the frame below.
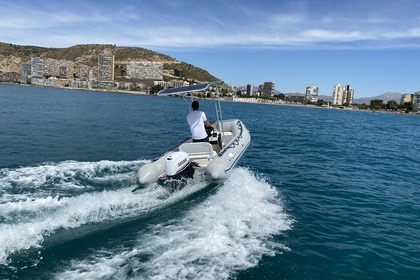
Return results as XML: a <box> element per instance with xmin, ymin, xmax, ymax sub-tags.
<box><xmin>0</xmin><ymin>84</ymin><xmax>419</xmax><ymax>279</ymax></box>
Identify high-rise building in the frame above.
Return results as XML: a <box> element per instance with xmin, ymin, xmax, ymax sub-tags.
<box><xmin>21</xmin><ymin>63</ymin><xmax>31</xmax><ymax>84</ymax></box>
<box><xmin>414</xmin><ymin>91</ymin><xmax>420</xmax><ymax>111</ymax></box>
<box><xmin>31</xmin><ymin>57</ymin><xmax>44</xmax><ymax>78</ymax></box>
<box><xmin>345</xmin><ymin>85</ymin><xmax>354</xmax><ymax>105</ymax></box>
<box><xmin>260</xmin><ymin>82</ymin><xmax>275</xmax><ymax>97</ymax></box>
<box><xmin>98</xmin><ymin>53</ymin><xmax>115</xmax><ymax>82</ymax></box>
<box><xmin>305</xmin><ymin>85</ymin><xmax>319</xmax><ymax>102</ymax></box>
<box><xmin>246</xmin><ymin>84</ymin><xmax>253</xmax><ymax>96</ymax></box>
<box><xmin>332</xmin><ymin>83</ymin><xmax>354</xmax><ymax>105</ymax></box>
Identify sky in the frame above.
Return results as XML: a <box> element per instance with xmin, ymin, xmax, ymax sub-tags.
<box><xmin>1</xmin><ymin>0</ymin><xmax>420</xmax><ymax>98</ymax></box>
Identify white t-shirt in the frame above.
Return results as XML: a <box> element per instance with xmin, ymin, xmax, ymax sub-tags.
<box><xmin>187</xmin><ymin>110</ymin><xmax>208</xmax><ymax>140</ymax></box>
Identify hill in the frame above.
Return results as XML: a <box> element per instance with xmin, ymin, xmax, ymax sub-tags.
<box><xmin>0</xmin><ymin>42</ymin><xmax>219</xmax><ymax>83</ymax></box>
<box><xmin>353</xmin><ymin>92</ymin><xmax>402</xmax><ymax>104</ymax></box>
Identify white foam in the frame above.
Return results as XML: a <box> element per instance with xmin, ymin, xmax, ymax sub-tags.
<box><xmin>0</xmin><ymin>160</ymin><xmax>209</xmax><ymax>265</ymax></box>
<box><xmin>0</xmin><ymin>159</ymin><xmax>147</xmax><ymax>203</ymax></box>
<box><xmin>55</xmin><ymin>168</ymin><xmax>293</xmax><ymax>280</ymax></box>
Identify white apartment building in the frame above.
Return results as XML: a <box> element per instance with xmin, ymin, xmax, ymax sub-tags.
<box><xmin>332</xmin><ymin>83</ymin><xmax>354</xmax><ymax>106</ymax></box>
<box><xmin>31</xmin><ymin>57</ymin><xmax>44</xmax><ymax>78</ymax></box>
<box><xmin>171</xmin><ymin>80</ymin><xmax>189</xmax><ymax>88</ymax></box>
<box><xmin>154</xmin><ymin>80</ymin><xmax>171</xmax><ymax>89</ymax></box>
<box><xmin>98</xmin><ymin>53</ymin><xmax>115</xmax><ymax>82</ymax></box>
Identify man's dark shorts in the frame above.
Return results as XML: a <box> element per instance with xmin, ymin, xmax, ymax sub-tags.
<box><xmin>192</xmin><ymin>136</ymin><xmax>209</xmax><ymax>143</ymax></box>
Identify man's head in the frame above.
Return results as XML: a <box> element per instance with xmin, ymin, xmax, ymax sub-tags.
<box><xmin>192</xmin><ymin>101</ymin><xmax>199</xmax><ymax>110</ymax></box>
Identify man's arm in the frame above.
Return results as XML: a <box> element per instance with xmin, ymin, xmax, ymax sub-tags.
<box><xmin>204</xmin><ymin>120</ymin><xmax>212</xmax><ymax>127</ymax></box>
<box><xmin>202</xmin><ymin>112</ymin><xmax>212</xmax><ymax>127</ymax></box>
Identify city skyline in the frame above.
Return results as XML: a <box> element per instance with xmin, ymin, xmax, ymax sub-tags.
<box><xmin>1</xmin><ymin>0</ymin><xmax>420</xmax><ymax>97</ymax></box>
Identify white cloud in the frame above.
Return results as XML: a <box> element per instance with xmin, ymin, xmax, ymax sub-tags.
<box><xmin>1</xmin><ymin>0</ymin><xmax>420</xmax><ymax>50</ymax></box>
<box><xmin>298</xmin><ymin>29</ymin><xmax>364</xmax><ymax>42</ymax></box>
<box><xmin>380</xmin><ymin>28</ymin><xmax>420</xmax><ymax>39</ymax></box>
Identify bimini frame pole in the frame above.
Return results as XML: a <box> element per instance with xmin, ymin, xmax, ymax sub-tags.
<box><xmin>213</xmin><ymin>83</ymin><xmax>224</xmax><ymax>148</ymax></box>
<box><xmin>181</xmin><ymin>89</ymin><xmax>196</xmax><ymax>114</ymax></box>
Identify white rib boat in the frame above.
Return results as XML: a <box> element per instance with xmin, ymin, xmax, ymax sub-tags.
<box><xmin>137</xmin><ymin>82</ymin><xmax>251</xmax><ymax>186</ymax></box>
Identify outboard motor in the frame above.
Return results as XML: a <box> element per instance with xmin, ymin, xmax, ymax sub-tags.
<box><xmin>165</xmin><ymin>151</ymin><xmax>194</xmax><ymax>180</ymax></box>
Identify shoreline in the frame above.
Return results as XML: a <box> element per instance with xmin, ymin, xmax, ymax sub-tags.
<box><xmin>1</xmin><ymin>82</ymin><xmax>418</xmax><ymax>116</ymax></box>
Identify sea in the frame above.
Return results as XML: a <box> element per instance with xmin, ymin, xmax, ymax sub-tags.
<box><xmin>0</xmin><ymin>84</ymin><xmax>419</xmax><ymax>280</ymax></box>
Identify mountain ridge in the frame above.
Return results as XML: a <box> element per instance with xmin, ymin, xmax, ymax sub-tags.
<box><xmin>353</xmin><ymin>92</ymin><xmax>403</xmax><ymax>104</ymax></box>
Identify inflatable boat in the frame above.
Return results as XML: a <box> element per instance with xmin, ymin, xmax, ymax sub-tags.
<box><xmin>137</xmin><ymin>82</ymin><xmax>251</xmax><ymax>186</ymax></box>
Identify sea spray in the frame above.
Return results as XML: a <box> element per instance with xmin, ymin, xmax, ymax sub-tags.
<box><xmin>55</xmin><ymin>168</ymin><xmax>292</xmax><ymax>280</ymax></box>
<box><xmin>0</xmin><ymin>159</ymin><xmax>209</xmax><ymax>266</ymax></box>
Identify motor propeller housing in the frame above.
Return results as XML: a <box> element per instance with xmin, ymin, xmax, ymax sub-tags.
<box><xmin>165</xmin><ymin>151</ymin><xmax>194</xmax><ymax>179</ymax></box>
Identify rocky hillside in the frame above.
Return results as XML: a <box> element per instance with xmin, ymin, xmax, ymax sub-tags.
<box><xmin>0</xmin><ymin>42</ymin><xmax>219</xmax><ymax>83</ymax></box>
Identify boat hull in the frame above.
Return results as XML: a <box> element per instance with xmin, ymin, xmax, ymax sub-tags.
<box><xmin>137</xmin><ymin>119</ymin><xmax>250</xmax><ymax>186</ymax></box>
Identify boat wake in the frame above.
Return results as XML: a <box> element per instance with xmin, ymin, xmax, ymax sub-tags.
<box><xmin>0</xmin><ymin>160</ymin><xmax>292</xmax><ymax>279</ymax></box>
<box><xmin>0</xmin><ymin>160</ymin><xmax>210</xmax><ymax>266</ymax></box>
<box><xmin>0</xmin><ymin>160</ymin><xmax>144</xmax><ymax>202</ymax></box>
<box><xmin>56</xmin><ymin>169</ymin><xmax>293</xmax><ymax>280</ymax></box>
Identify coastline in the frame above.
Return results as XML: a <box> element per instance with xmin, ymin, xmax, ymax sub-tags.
<box><xmin>1</xmin><ymin>82</ymin><xmax>418</xmax><ymax>116</ymax></box>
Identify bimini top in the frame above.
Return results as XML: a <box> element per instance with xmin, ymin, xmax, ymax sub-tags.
<box><xmin>157</xmin><ymin>82</ymin><xmax>221</xmax><ymax>96</ymax></box>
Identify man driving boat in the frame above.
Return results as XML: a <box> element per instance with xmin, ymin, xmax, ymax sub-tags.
<box><xmin>187</xmin><ymin>101</ymin><xmax>213</xmax><ymax>142</ymax></box>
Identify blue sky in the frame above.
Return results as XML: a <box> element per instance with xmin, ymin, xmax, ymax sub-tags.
<box><xmin>1</xmin><ymin>0</ymin><xmax>420</xmax><ymax>97</ymax></box>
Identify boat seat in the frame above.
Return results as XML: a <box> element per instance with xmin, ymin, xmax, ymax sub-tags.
<box><xmin>179</xmin><ymin>142</ymin><xmax>216</xmax><ymax>159</ymax></box>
